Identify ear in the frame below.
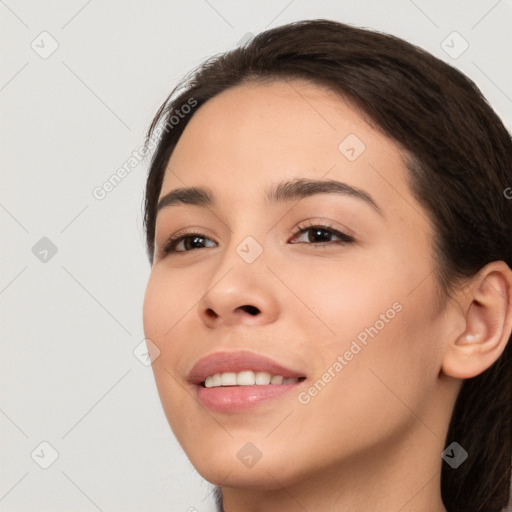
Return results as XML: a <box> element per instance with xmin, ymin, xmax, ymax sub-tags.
<box><xmin>441</xmin><ymin>261</ymin><xmax>512</xmax><ymax>379</ymax></box>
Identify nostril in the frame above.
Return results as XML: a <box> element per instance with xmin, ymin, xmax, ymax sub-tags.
<box><xmin>239</xmin><ymin>305</ymin><xmax>260</xmax><ymax>316</ymax></box>
<box><xmin>205</xmin><ymin>308</ymin><xmax>218</xmax><ymax>319</ymax></box>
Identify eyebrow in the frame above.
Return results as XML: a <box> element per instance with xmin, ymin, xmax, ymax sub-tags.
<box><xmin>156</xmin><ymin>178</ymin><xmax>383</xmax><ymax>216</ymax></box>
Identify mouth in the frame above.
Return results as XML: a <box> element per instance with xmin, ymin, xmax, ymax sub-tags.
<box><xmin>201</xmin><ymin>371</ymin><xmax>306</xmax><ymax>388</ymax></box>
<box><xmin>188</xmin><ymin>350</ymin><xmax>308</xmax><ymax>411</ymax></box>
<box><xmin>189</xmin><ymin>349</ymin><xmax>307</xmax><ymax>385</ymax></box>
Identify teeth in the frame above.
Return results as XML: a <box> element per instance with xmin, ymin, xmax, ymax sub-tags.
<box><xmin>255</xmin><ymin>371</ymin><xmax>270</xmax><ymax>385</ymax></box>
<box><xmin>203</xmin><ymin>371</ymin><xmax>302</xmax><ymax>388</ymax></box>
<box><xmin>270</xmin><ymin>375</ymin><xmax>284</xmax><ymax>385</ymax></box>
<box><xmin>219</xmin><ymin>372</ymin><xmax>236</xmax><ymax>386</ymax></box>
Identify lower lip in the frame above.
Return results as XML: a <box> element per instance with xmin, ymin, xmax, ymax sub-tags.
<box><xmin>195</xmin><ymin>382</ymin><xmax>304</xmax><ymax>412</ymax></box>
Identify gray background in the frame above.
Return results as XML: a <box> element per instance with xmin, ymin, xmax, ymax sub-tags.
<box><xmin>1</xmin><ymin>1</ymin><xmax>511</xmax><ymax>511</ymax></box>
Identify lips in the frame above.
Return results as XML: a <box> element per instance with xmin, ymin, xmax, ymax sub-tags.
<box><xmin>188</xmin><ymin>350</ymin><xmax>307</xmax><ymax>386</ymax></box>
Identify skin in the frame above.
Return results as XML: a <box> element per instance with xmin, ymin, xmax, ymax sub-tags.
<box><xmin>142</xmin><ymin>80</ymin><xmax>512</xmax><ymax>512</ymax></box>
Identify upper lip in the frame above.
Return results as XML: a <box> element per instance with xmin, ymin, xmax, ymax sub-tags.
<box><xmin>188</xmin><ymin>350</ymin><xmax>307</xmax><ymax>385</ymax></box>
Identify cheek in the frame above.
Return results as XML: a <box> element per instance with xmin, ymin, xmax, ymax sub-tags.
<box><xmin>281</xmin><ymin>253</ymin><xmax>401</xmax><ymax>346</ymax></box>
<box><xmin>143</xmin><ymin>266</ymin><xmax>202</xmax><ymax>339</ymax></box>
<box><xmin>288</xmin><ymin>252</ymin><xmax>441</xmax><ymax>422</ymax></box>
<box><xmin>142</xmin><ymin>270</ymin><xmax>200</xmax><ymax>437</ymax></box>
<box><xmin>302</xmin><ymin>277</ymin><xmax>441</xmax><ymax>437</ymax></box>
<box><xmin>142</xmin><ymin>267</ymin><xmax>202</xmax><ymax>391</ymax></box>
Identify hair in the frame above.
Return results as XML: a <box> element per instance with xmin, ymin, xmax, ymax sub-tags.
<box><xmin>142</xmin><ymin>19</ymin><xmax>512</xmax><ymax>512</ymax></box>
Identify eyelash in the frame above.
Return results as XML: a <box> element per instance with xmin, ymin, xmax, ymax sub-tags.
<box><xmin>160</xmin><ymin>221</ymin><xmax>354</xmax><ymax>256</ymax></box>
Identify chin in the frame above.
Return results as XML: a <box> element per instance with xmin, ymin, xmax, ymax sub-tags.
<box><xmin>182</xmin><ymin>440</ymin><xmax>304</xmax><ymax>490</ymax></box>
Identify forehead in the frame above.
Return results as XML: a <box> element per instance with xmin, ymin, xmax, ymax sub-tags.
<box><xmin>159</xmin><ymin>80</ymin><xmax>416</xmax><ymax>220</ymax></box>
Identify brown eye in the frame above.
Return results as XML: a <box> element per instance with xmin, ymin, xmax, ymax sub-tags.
<box><xmin>162</xmin><ymin>232</ymin><xmax>216</xmax><ymax>255</ymax></box>
<box><xmin>291</xmin><ymin>224</ymin><xmax>354</xmax><ymax>245</ymax></box>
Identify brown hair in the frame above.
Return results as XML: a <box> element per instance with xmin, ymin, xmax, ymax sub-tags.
<box><xmin>143</xmin><ymin>19</ymin><xmax>512</xmax><ymax>512</ymax></box>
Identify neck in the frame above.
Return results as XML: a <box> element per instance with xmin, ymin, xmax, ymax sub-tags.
<box><xmin>220</xmin><ymin>422</ymin><xmax>449</xmax><ymax>512</ymax></box>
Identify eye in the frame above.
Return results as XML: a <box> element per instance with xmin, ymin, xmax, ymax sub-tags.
<box><xmin>161</xmin><ymin>231</ymin><xmax>216</xmax><ymax>255</ymax></box>
<box><xmin>159</xmin><ymin>222</ymin><xmax>354</xmax><ymax>258</ymax></box>
<box><xmin>290</xmin><ymin>222</ymin><xmax>354</xmax><ymax>245</ymax></box>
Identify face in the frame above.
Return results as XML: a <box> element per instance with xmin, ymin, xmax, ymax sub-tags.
<box><xmin>143</xmin><ymin>80</ymin><xmax>452</xmax><ymax>490</ymax></box>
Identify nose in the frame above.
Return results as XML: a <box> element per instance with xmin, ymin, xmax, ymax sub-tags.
<box><xmin>197</xmin><ymin>245</ymin><xmax>280</xmax><ymax>329</ymax></box>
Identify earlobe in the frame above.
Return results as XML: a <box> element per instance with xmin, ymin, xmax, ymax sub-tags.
<box><xmin>441</xmin><ymin>261</ymin><xmax>512</xmax><ymax>380</ymax></box>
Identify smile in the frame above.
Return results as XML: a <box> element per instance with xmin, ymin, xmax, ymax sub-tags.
<box><xmin>203</xmin><ymin>371</ymin><xmax>305</xmax><ymax>387</ymax></box>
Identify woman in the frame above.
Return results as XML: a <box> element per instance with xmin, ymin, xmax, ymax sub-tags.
<box><xmin>141</xmin><ymin>19</ymin><xmax>512</xmax><ymax>512</ymax></box>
